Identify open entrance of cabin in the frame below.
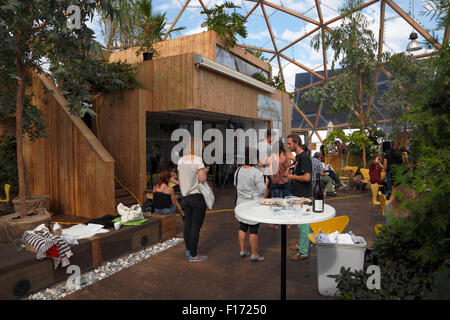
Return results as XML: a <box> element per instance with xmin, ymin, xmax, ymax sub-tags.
<box><xmin>145</xmin><ymin>110</ymin><xmax>270</xmax><ymax>189</ymax></box>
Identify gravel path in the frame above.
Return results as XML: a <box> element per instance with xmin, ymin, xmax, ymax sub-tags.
<box><xmin>24</xmin><ymin>237</ymin><xmax>184</xmax><ymax>300</ymax></box>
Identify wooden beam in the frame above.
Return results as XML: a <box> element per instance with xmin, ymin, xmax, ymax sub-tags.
<box><xmin>291</xmin><ymin>80</ymin><xmax>324</xmax><ymax>94</ymax></box>
<box><xmin>314</xmin><ymin>102</ymin><xmax>323</xmax><ymax>129</ymax></box>
<box><xmin>280</xmin><ymin>53</ymin><xmax>325</xmax><ymax>80</ymax></box>
<box><xmin>247</xmin><ymin>0</ymin><xmax>320</xmax><ymax>26</ymax></box>
<box><xmin>315</xmin><ymin>130</ymin><xmax>324</xmax><ymax>144</ymax></box>
<box><xmin>163</xmin><ymin>0</ymin><xmax>191</xmax><ymax>41</ymax></box>
<box><xmin>315</xmin><ymin>0</ymin><xmax>328</xmax><ymax>81</ymax></box>
<box><xmin>411</xmin><ymin>51</ymin><xmax>438</xmax><ymax>59</ymax></box>
<box><xmin>261</xmin><ymin>4</ymin><xmax>280</xmax><ymax>54</ymax></box>
<box><xmin>291</xmin><ymin>119</ymin><xmax>390</xmax><ymax>132</ymax></box>
<box><xmin>244</xmin><ymin>1</ymin><xmax>261</xmax><ymax>20</ymax></box>
<box><xmin>273</xmin><ymin>26</ymin><xmax>321</xmax><ymax>61</ymax></box>
<box><xmin>276</xmin><ymin>54</ymin><xmax>285</xmax><ymax>84</ymax></box>
<box><xmin>365</xmin><ymin>0</ymin><xmax>386</xmax><ymax>118</ymax></box>
<box><xmin>291</xmin><ymin>102</ymin><xmax>314</xmax><ymax>129</ymax></box>
<box><xmin>236</xmin><ymin>43</ymin><xmax>276</xmax><ymax>54</ymax></box>
<box><xmin>290</xmin><ymin>73</ymin><xmax>343</xmax><ymax>95</ymax></box>
<box><xmin>385</xmin><ymin>0</ymin><xmax>441</xmax><ymax>50</ymax></box>
<box><xmin>260</xmin><ymin>3</ymin><xmax>284</xmax><ymax>83</ymax></box>
<box><xmin>324</xmin><ymin>0</ymin><xmax>380</xmax><ymax>26</ymax></box>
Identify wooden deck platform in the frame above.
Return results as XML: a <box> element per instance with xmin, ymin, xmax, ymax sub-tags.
<box><xmin>0</xmin><ymin>212</ymin><xmax>175</xmax><ymax>299</ymax></box>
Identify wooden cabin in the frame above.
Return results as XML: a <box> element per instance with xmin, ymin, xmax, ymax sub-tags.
<box><xmin>16</xmin><ymin>31</ymin><xmax>292</xmax><ymax>219</ymax></box>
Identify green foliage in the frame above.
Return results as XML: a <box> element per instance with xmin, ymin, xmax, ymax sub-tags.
<box><xmin>133</xmin><ymin>0</ymin><xmax>185</xmax><ymax>56</ymax></box>
<box><xmin>201</xmin><ymin>1</ymin><xmax>247</xmax><ymax>50</ymax></box>
<box><xmin>327</xmin><ymin>14</ymin><xmax>450</xmax><ymax>299</ymax></box>
<box><xmin>0</xmin><ymin>0</ymin><xmax>142</xmax><ymax>137</ymax></box>
<box><xmin>0</xmin><ymin>134</ymin><xmax>18</xmax><ymax>196</ymax></box>
<box><xmin>244</xmin><ymin>48</ymin><xmax>269</xmax><ymax>62</ymax></box>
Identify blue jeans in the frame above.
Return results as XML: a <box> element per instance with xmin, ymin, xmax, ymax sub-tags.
<box><xmin>325</xmin><ymin>170</ymin><xmax>341</xmax><ymax>185</ymax></box>
<box><xmin>271</xmin><ymin>182</ymin><xmax>290</xmax><ymax>198</ymax></box>
<box><xmin>154</xmin><ymin>205</ymin><xmax>176</xmax><ymax>215</ymax></box>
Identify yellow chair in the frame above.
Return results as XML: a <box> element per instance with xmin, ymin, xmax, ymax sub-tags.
<box><xmin>370</xmin><ymin>183</ymin><xmax>381</xmax><ymax>206</ymax></box>
<box><xmin>306</xmin><ymin>215</ymin><xmax>350</xmax><ymax>263</ymax></box>
<box><xmin>375</xmin><ymin>224</ymin><xmax>383</xmax><ymax>235</ymax></box>
<box><xmin>339</xmin><ymin>166</ymin><xmax>358</xmax><ymax>191</ymax></box>
<box><xmin>360</xmin><ymin>168</ymin><xmax>371</xmax><ymax>185</ymax></box>
<box><xmin>0</xmin><ymin>184</ymin><xmax>11</xmax><ymax>205</ymax></box>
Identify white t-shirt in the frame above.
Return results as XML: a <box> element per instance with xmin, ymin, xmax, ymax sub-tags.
<box><xmin>178</xmin><ymin>155</ymin><xmax>205</xmax><ymax>197</ymax></box>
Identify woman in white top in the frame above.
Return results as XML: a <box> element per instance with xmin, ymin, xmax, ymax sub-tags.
<box><xmin>177</xmin><ymin>137</ymin><xmax>209</xmax><ymax>262</ymax></box>
<box><xmin>234</xmin><ymin>147</ymin><xmax>268</xmax><ymax>262</ymax></box>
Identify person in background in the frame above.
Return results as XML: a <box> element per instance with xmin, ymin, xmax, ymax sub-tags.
<box><xmin>234</xmin><ymin>147</ymin><xmax>268</xmax><ymax>262</ymax></box>
<box><xmin>258</xmin><ymin>130</ymin><xmax>273</xmax><ymax>199</ymax></box>
<box><xmin>268</xmin><ymin>140</ymin><xmax>291</xmax><ymax>230</ymax></box>
<box><xmin>369</xmin><ymin>155</ymin><xmax>387</xmax><ymax>194</ymax></box>
<box><xmin>286</xmin><ymin>134</ymin><xmax>312</xmax><ymax>262</ymax></box>
<box><xmin>312</xmin><ymin>152</ymin><xmax>336</xmax><ymax>196</ymax></box>
<box><xmin>320</xmin><ymin>155</ymin><xmax>346</xmax><ymax>190</ymax></box>
<box><xmin>301</xmin><ymin>144</ymin><xmax>311</xmax><ymax>158</ymax></box>
<box><xmin>320</xmin><ymin>144</ymin><xmax>326</xmax><ymax>160</ymax></box>
<box><xmin>178</xmin><ymin>137</ymin><xmax>209</xmax><ymax>262</ymax></box>
<box><xmin>168</xmin><ymin>167</ymin><xmax>180</xmax><ymax>193</ymax></box>
<box><xmin>152</xmin><ymin>170</ymin><xmax>184</xmax><ymax>215</ymax></box>
<box><xmin>382</xmin><ymin>142</ymin><xmax>394</xmax><ymax>200</ymax></box>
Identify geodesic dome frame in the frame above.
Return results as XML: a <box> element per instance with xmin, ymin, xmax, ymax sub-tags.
<box><xmin>163</xmin><ymin>0</ymin><xmax>446</xmax><ymax>142</ymax></box>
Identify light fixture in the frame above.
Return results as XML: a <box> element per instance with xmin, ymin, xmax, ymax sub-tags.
<box><xmin>406</xmin><ymin>0</ymin><xmax>422</xmax><ymax>52</ymax></box>
<box><xmin>194</xmin><ymin>54</ymin><xmax>277</xmax><ymax>94</ymax></box>
<box><xmin>406</xmin><ymin>31</ymin><xmax>422</xmax><ymax>52</ymax></box>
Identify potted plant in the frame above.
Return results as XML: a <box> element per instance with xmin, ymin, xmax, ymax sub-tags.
<box><xmin>132</xmin><ymin>0</ymin><xmax>185</xmax><ymax>60</ymax></box>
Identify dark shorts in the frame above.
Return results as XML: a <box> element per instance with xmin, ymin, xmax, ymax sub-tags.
<box><xmin>239</xmin><ymin>222</ymin><xmax>260</xmax><ymax>234</ymax></box>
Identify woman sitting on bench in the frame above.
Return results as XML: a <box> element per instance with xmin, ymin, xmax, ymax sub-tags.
<box><xmin>153</xmin><ymin>170</ymin><xmax>184</xmax><ymax>215</ymax></box>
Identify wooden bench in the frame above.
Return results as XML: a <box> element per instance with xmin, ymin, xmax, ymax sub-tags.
<box><xmin>151</xmin><ymin>213</ymin><xmax>177</xmax><ymax>242</ymax></box>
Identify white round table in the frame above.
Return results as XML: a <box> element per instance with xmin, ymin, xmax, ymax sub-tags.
<box><xmin>235</xmin><ymin>200</ymin><xmax>336</xmax><ymax>300</ymax></box>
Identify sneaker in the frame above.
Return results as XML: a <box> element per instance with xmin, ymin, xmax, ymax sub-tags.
<box><xmin>240</xmin><ymin>251</ymin><xmax>250</xmax><ymax>258</ymax></box>
<box><xmin>251</xmin><ymin>255</ymin><xmax>265</xmax><ymax>262</ymax></box>
<box><xmin>290</xmin><ymin>253</ymin><xmax>308</xmax><ymax>261</ymax></box>
<box><xmin>290</xmin><ymin>244</ymin><xmax>299</xmax><ymax>250</ymax></box>
<box><xmin>185</xmin><ymin>250</ymin><xmax>190</xmax><ymax>257</ymax></box>
<box><xmin>189</xmin><ymin>255</ymin><xmax>208</xmax><ymax>262</ymax></box>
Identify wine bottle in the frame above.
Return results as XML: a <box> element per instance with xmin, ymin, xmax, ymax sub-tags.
<box><xmin>313</xmin><ymin>181</ymin><xmax>324</xmax><ymax>213</ymax></box>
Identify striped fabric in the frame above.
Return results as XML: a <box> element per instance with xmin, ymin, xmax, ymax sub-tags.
<box><xmin>22</xmin><ymin>226</ymin><xmax>73</xmax><ymax>269</ymax></box>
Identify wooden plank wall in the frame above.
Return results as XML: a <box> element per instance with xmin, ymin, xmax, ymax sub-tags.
<box><xmin>108</xmin><ymin>31</ymin><xmax>217</xmax><ymax>65</ymax></box>
<box><xmin>94</xmin><ymin>60</ymin><xmax>152</xmax><ymax>204</ymax></box>
<box><xmin>22</xmin><ymin>73</ymin><xmax>115</xmax><ymax>218</ymax></box>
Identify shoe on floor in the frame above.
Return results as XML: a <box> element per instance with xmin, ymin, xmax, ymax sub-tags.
<box><xmin>251</xmin><ymin>255</ymin><xmax>264</xmax><ymax>262</ymax></box>
<box><xmin>185</xmin><ymin>250</ymin><xmax>190</xmax><ymax>257</ymax></box>
<box><xmin>240</xmin><ymin>251</ymin><xmax>250</xmax><ymax>258</ymax></box>
<box><xmin>290</xmin><ymin>253</ymin><xmax>308</xmax><ymax>261</ymax></box>
<box><xmin>326</xmin><ymin>191</ymin><xmax>337</xmax><ymax>196</ymax></box>
<box><xmin>189</xmin><ymin>255</ymin><xmax>208</xmax><ymax>262</ymax></box>
<box><xmin>290</xmin><ymin>244</ymin><xmax>299</xmax><ymax>250</ymax></box>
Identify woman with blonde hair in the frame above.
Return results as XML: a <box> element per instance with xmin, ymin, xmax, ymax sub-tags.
<box><xmin>178</xmin><ymin>137</ymin><xmax>209</xmax><ymax>262</ymax></box>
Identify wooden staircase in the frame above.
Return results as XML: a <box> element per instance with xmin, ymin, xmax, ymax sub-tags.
<box><xmin>114</xmin><ymin>181</ymin><xmax>137</xmax><ymax>207</ymax></box>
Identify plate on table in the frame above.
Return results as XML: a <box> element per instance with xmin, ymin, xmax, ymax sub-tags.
<box><xmin>258</xmin><ymin>199</ymin><xmax>272</xmax><ymax>206</ymax></box>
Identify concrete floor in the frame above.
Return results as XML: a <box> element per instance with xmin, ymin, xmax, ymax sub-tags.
<box><xmin>65</xmin><ymin>185</ymin><xmax>385</xmax><ymax>300</ymax></box>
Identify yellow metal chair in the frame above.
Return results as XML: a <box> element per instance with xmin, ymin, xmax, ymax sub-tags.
<box><xmin>360</xmin><ymin>168</ymin><xmax>371</xmax><ymax>185</ymax></box>
<box><xmin>375</xmin><ymin>224</ymin><xmax>383</xmax><ymax>235</ymax></box>
<box><xmin>339</xmin><ymin>166</ymin><xmax>358</xmax><ymax>191</ymax></box>
<box><xmin>370</xmin><ymin>183</ymin><xmax>381</xmax><ymax>207</ymax></box>
<box><xmin>0</xmin><ymin>184</ymin><xmax>11</xmax><ymax>206</ymax></box>
<box><xmin>306</xmin><ymin>215</ymin><xmax>350</xmax><ymax>263</ymax></box>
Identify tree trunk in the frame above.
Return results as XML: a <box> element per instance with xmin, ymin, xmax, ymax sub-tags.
<box><xmin>358</xmin><ymin>72</ymin><xmax>367</xmax><ymax>168</ymax></box>
<box><xmin>15</xmin><ymin>65</ymin><xmax>27</xmax><ymax>217</ymax></box>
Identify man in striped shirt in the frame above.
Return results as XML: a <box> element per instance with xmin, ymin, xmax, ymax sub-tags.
<box><xmin>312</xmin><ymin>152</ymin><xmax>336</xmax><ymax>196</ymax></box>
